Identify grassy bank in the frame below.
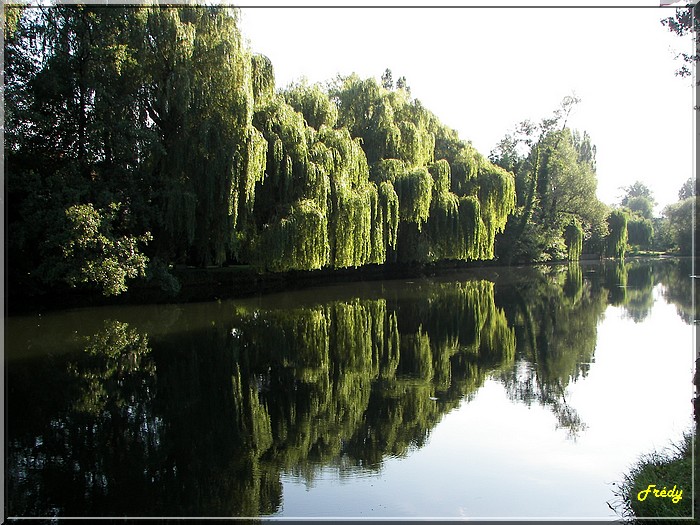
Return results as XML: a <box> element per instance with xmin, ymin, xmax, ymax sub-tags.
<box><xmin>613</xmin><ymin>431</ymin><xmax>695</xmax><ymax>522</ymax></box>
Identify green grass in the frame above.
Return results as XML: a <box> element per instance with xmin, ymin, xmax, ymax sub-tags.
<box><xmin>612</xmin><ymin>431</ymin><xmax>695</xmax><ymax>522</ymax></box>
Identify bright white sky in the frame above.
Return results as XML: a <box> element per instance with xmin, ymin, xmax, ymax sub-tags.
<box><xmin>238</xmin><ymin>1</ymin><xmax>695</xmax><ymax>215</ymax></box>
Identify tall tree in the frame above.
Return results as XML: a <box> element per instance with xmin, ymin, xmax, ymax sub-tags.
<box><xmin>491</xmin><ymin>97</ymin><xmax>608</xmax><ymax>262</ymax></box>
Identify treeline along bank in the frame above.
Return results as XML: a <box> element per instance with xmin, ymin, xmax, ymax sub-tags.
<box><xmin>5</xmin><ymin>5</ymin><xmax>642</xmax><ymax>301</ymax></box>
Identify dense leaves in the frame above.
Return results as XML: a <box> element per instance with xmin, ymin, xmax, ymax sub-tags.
<box><xmin>490</xmin><ymin>102</ymin><xmax>610</xmax><ymax>263</ymax></box>
<box><xmin>9</xmin><ymin>7</ymin><xmax>646</xmax><ymax>302</ymax></box>
<box><xmin>7</xmin><ymin>6</ymin><xmax>521</xmax><ymax>298</ymax></box>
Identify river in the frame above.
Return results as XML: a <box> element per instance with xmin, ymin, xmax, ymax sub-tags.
<box><xmin>5</xmin><ymin>257</ymin><xmax>695</xmax><ymax>519</ymax></box>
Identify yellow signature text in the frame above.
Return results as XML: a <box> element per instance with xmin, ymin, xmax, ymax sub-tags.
<box><xmin>637</xmin><ymin>484</ymin><xmax>683</xmax><ymax>504</ymax></box>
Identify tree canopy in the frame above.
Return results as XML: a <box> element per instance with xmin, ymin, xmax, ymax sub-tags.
<box><xmin>490</xmin><ymin>101</ymin><xmax>609</xmax><ymax>263</ymax></box>
<box><xmin>6</xmin><ymin>5</ymin><xmax>630</xmax><ymax>299</ymax></box>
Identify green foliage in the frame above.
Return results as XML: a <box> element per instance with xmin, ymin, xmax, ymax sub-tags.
<box><xmin>394</xmin><ymin>167</ymin><xmax>433</xmax><ymax>227</ymax></box>
<box><xmin>491</xmin><ymin>101</ymin><xmax>606</xmax><ymax>263</ymax></box>
<box><xmin>377</xmin><ymin>180</ymin><xmax>400</xmax><ymax>255</ymax></box>
<box><xmin>627</xmin><ymin>215</ymin><xmax>654</xmax><ymax>248</ymax></box>
<box><xmin>663</xmin><ymin>197</ymin><xmax>696</xmax><ymax>255</ymax></box>
<box><xmin>140</xmin><ymin>7</ymin><xmax>253</xmax><ymax>264</ymax></box>
<box><xmin>678</xmin><ymin>177</ymin><xmax>695</xmax><ymax>201</ymax></box>
<box><xmin>606</xmin><ymin>209</ymin><xmax>628</xmax><ymax>259</ymax></box>
<box><xmin>54</xmin><ymin>203</ymin><xmax>151</xmax><ymax>296</ymax></box>
<box><xmin>429</xmin><ymin>159</ymin><xmax>451</xmax><ymax>194</ymax></box>
<box><xmin>564</xmin><ymin>218</ymin><xmax>583</xmax><ymax>261</ymax></box>
<box><xmin>283</xmin><ymin>81</ymin><xmax>338</xmax><ymax>130</ymax></box>
<box><xmin>256</xmin><ymin>199</ymin><xmax>329</xmax><ymax>271</ymax></box>
<box><xmin>661</xmin><ymin>3</ymin><xmax>699</xmax><ymax>78</ymax></box>
<box><xmin>626</xmin><ymin>196</ymin><xmax>654</xmax><ymax>221</ymax></box>
<box><xmin>370</xmin><ymin>158</ymin><xmax>406</xmax><ymax>184</ymax></box>
<box><xmin>458</xmin><ymin>196</ymin><xmax>487</xmax><ymax>260</ymax></box>
<box><xmin>620</xmin><ymin>181</ymin><xmax>656</xmax><ymax>207</ymax></box>
<box><xmin>331</xmin><ymin>183</ymin><xmax>377</xmax><ymax>268</ymax></box>
<box><xmin>251</xmin><ymin>53</ymin><xmax>275</xmax><ymax>108</ymax></box>
<box><xmin>475</xmin><ymin>163</ymin><xmax>516</xmax><ymax>259</ymax></box>
<box><xmin>613</xmin><ymin>432</ymin><xmax>693</xmax><ymax>521</ymax></box>
<box><xmin>7</xmin><ymin>6</ymin><xmax>523</xmax><ymax>295</ymax></box>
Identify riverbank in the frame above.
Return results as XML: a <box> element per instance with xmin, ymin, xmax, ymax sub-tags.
<box><xmin>613</xmin><ymin>356</ymin><xmax>698</xmax><ymax>522</ymax></box>
<box><xmin>6</xmin><ymin>258</ymin><xmax>503</xmax><ymax>315</ymax></box>
<box><xmin>5</xmin><ymin>253</ymin><xmax>680</xmax><ymax>316</ymax></box>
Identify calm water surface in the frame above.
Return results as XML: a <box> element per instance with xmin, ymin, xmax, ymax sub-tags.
<box><xmin>5</xmin><ymin>258</ymin><xmax>695</xmax><ymax>519</ymax></box>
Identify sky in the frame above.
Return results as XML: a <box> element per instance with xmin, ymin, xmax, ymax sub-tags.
<box><xmin>237</xmin><ymin>1</ymin><xmax>696</xmax><ymax>215</ymax></box>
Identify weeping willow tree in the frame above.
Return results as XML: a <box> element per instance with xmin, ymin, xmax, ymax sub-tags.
<box><xmin>138</xmin><ymin>6</ymin><xmax>265</xmax><ymax>266</ymax></box>
<box><xmin>329</xmin><ymin>73</ymin><xmax>517</xmax><ymax>266</ymax></box>
<box><xmin>376</xmin><ymin>181</ymin><xmax>400</xmax><ymax>261</ymax></box>
<box><xmin>255</xmin><ymin>199</ymin><xmax>329</xmax><ymax>272</ymax></box>
<box><xmin>394</xmin><ymin>167</ymin><xmax>434</xmax><ymax>226</ymax></box>
<box><xmin>316</xmin><ymin>127</ymin><xmax>381</xmax><ymax>268</ymax></box>
<box><xmin>251</xmin><ymin>53</ymin><xmax>275</xmax><ymax>109</ymax></box>
<box><xmin>564</xmin><ymin>218</ymin><xmax>583</xmax><ymax>261</ymax></box>
<box><xmin>8</xmin><ymin>3</ymin><xmax>523</xmax><ymax>296</ymax></box>
<box><xmin>474</xmin><ymin>162</ymin><xmax>516</xmax><ymax>259</ymax></box>
<box><xmin>426</xmin><ymin>160</ymin><xmax>465</xmax><ymax>260</ymax></box>
<box><xmin>606</xmin><ymin>209</ymin><xmax>628</xmax><ymax>259</ymax></box>
<box><xmin>249</xmin><ymin>94</ymin><xmax>332</xmax><ymax>270</ymax></box>
<box><xmin>283</xmin><ymin>81</ymin><xmax>338</xmax><ymax>131</ymax></box>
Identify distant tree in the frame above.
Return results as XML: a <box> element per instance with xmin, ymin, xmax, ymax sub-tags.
<box><xmin>491</xmin><ymin>96</ymin><xmax>610</xmax><ymax>262</ymax></box>
<box><xmin>627</xmin><ymin>215</ymin><xmax>654</xmax><ymax>248</ymax></box>
<box><xmin>678</xmin><ymin>177</ymin><xmax>696</xmax><ymax>200</ymax></box>
<box><xmin>664</xmin><ymin>197</ymin><xmax>697</xmax><ymax>255</ymax></box>
<box><xmin>620</xmin><ymin>181</ymin><xmax>656</xmax><ymax>207</ymax></box>
<box><xmin>606</xmin><ymin>209</ymin><xmax>628</xmax><ymax>259</ymax></box>
<box><xmin>396</xmin><ymin>75</ymin><xmax>411</xmax><ymax>95</ymax></box>
<box><xmin>381</xmin><ymin>68</ymin><xmax>394</xmax><ymax>90</ymax></box>
<box><xmin>626</xmin><ymin>196</ymin><xmax>655</xmax><ymax>221</ymax></box>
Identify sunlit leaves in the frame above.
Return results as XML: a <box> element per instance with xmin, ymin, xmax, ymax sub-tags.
<box><xmin>251</xmin><ymin>53</ymin><xmax>275</xmax><ymax>108</ymax></box>
<box><xmin>60</xmin><ymin>203</ymin><xmax>151</xmax><ymax>296</ymax></box>
<box><xmin>256</xmin><ymin>199</ymin><xmax>329</xmax><ymax>271</ymax></box>
<box><xmin>564</xmin><ymin>218</ymin><xmax>583</xmax><ymax>261</ymax></box>
<box><xmin>283</xmin><ymin>81</ymin><xmax>338</xmax><ymax>130</ymax></box>
<box><xmin>8</xmin><ymin>5</ymin><xmax>521</xmax><ymax>288</ymax></box>
<box><xmin>394</xmin><ymin>167</ymin><xmax>433</xmax><ymax>227</ymax></box>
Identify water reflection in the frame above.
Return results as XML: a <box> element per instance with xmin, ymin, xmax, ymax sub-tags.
<box><xmin>494</xmin><ymin>263</ymin><xmax>606</xmax><ymax>439</ymax></box>
<box><xmin>5</xmin><ymin>258</ymin><xmax>694</xmax><ymax>517</ymax></box>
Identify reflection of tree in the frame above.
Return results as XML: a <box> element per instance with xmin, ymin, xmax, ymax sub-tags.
<box><xmin>656</xmin><ymin>257</ymin><xmax>696</xmax><ymax>324</ymax></box>
<box><xmin>602</xmin><ymin>259</ymin><xmax>628</xmax><ymax>306</ymax></box>
<box><xmin>69</xmin><ymin>320</ymin><xmax>154</xmax><ymax>414</ymax></box>
<box><xmin>237</xmin><ymin>282</ymin><xmax>516</xmax><ymax>480</ymax></box>
<box><xmin>8</xmin><ymin>259</ymin><xmax>693</xmax><ymax>516</ymax></box>
<box><xmin>8</xmin><ymin>278</ymin><xmax>516</xmax><ymax>517</ymax></box>
<box><xmin>621</xmin><ymin>260</ymin><xmax>655</xmax><ymax>323</ymax></box>
<box><xmin>7</xmin><ymin>320</ymin><xmax>160</xmax><ymax>517</ymax></box>
<box><xmin>496</xmin><ymin>265</ymin><xmax>608</xmax><ymax>439</ymax></box>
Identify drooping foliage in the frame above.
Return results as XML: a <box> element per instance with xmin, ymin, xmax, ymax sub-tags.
<box><xmin>606</xmin><ymin>209</ymin><xmax>628</xmax><ymax>259</ymax></box>
<box><xmin>7</xmin><ymin>7</ymin><xmax>518</xmax><ymax>300</ymax></box>
<box><xmin>626</xmin><ymin>215</ymin><xmax>654</xmax><ymax>249</ymax></box>
<box><xmin>564</xmin><ymin>218</ymin><xmax>583</xmax><ymax>261</ymax></box>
